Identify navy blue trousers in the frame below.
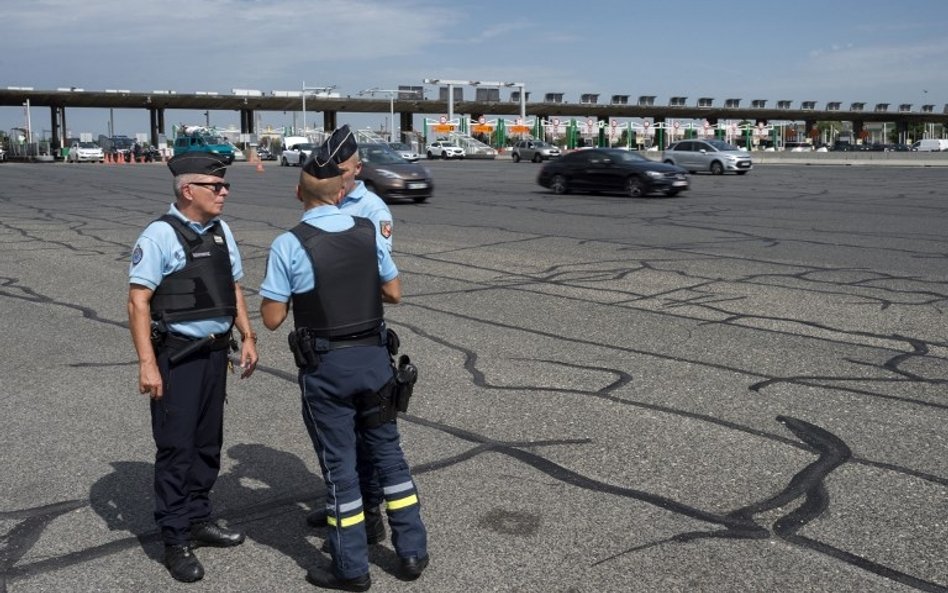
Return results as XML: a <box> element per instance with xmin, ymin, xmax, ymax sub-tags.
<box><xmin>152</xmin><ymin>347</ymin><xmax>228</xmax><ymax>545</ymax></box>
<box><xmin>299</xmin><ymin>344</ymin><xmax>427</xmax><ymax>579</ymax></box>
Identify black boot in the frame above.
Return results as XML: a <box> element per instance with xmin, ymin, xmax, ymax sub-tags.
<box><xmin>399</xmin><ymin>554</ymin><xmax>429</xmax><ymax>580</ymax></box>
<box><xmin>305</xmin><ymin>566</ymin><xmax>371</xmax><ymax>591</ymax></box>
<box><xmin>164</xmin><ymin>544</ymin><xmax>204</xmax><ymax>583</ymax></box>
<box><xmin>191</xmin><ymin>521</ymin><xmax>245</xmax><ymax>548</ymax></box>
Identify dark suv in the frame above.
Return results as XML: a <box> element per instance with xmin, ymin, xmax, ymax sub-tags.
<box><xmin>512</xmin><ymin>140</ymin><xmax>561</xmax><ymax>162</ymax></box>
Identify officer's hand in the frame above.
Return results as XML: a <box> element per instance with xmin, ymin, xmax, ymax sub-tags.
<box><xmin>238</xmin><ymin>341</ymin><xmax>258</xmax><ymax>379</ymax></box>
<box><xmin>139</xmin><ymin>361</ymin><xmax>163</xmax><ymax>399</ymax></box>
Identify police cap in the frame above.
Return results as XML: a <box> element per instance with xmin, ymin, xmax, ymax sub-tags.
<box><xmin>167</xmin><ymin>152</ymin><xmax>228</xmax><ymax>177</ymax></box>
<box><xmin>324</xmin><ymin>124</ymin><xmax>358</xmax><ymax>164</ymax></box>
<box><xmin>301</xmin><ymin>145</ymin><xmax>343</xmax><ymax>179</ymax></box>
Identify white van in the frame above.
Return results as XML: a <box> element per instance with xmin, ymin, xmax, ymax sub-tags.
<box><xmin>911</xmin><ymin>139</ymin><xmax>948</xmax><ymax>152</ymax></box>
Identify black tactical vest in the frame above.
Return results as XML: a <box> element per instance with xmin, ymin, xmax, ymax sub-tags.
<box><xmin>149</xmin><ymin>215</ymin><xmax>237</xmax><ymax>324</ymax></box>
<box><xmin>289</xmin><ymin>217</ymin><xmax>383</xmax><ymax>338</ymax></box>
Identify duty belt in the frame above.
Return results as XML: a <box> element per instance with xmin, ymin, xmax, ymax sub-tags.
<box><xmin>288</xmin><ymin>327</ymin><xmax>386</xmax><ymax>369</ymax></box>
<box><xmin>159</xmin><ymin>332</ymin><xmax>232</xmax><ymax>364</ymax></box>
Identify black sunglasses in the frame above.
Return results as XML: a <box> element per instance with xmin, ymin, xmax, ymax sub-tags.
<box><xmin>189</xmin><ymin>181</ymin><xmax>231</xmax><ymax>193</ymax></box>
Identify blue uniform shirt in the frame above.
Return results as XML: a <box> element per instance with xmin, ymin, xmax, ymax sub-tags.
<box><xmin>259</xmin><ymin>205</ymin><xmax>397</xmax><ymax>303</ymax></box>
<box><xmin>129</xmin><ymin>204</ymin><xmax>243</xmax><ymax>338</ymax></box>
<box><xmin>339</xmin><ymin>180</ymin><xmax>393</xmax><ymax>253</ymax></box>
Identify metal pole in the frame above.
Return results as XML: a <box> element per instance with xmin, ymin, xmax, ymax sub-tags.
<box><xmin>448</xmin><ymin>84</ymin><xmax>454</xmax><ymax>124</ymax></box>
<box><xmin>302</xmin><ymin>80</ymin><xmax>306</xmax><ymax>135</ymax></box>
<box><xmin>389</xmin><ymin>93</ymin><xmax>395</xmax><ymax>143</ymax></box>
<box><xmin>25</xmin><ymin>99</ymin><xmax>33</xmax><ymax>143</ymax></box>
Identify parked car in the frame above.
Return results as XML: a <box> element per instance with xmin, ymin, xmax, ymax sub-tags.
<box><xmin>67</xmin><ymin>141</ymin><xmax>105</xmax><ymax>163</ymax></box>
<box><xmin>511</xmin><ymin>140</ymin><xmax>561</xmax><ymax>163</ymax></box>
<box><xmin>537</xmin><ymin>148</ymin><xmax>689</xmax><ymax>197</ymax></box>
<box><xmin>0</xmin><ymin>146</ymin><xmax>7</xmax><ymax>162</ymax></box>
<box><xmin>358</xmin><ymin>144</ymin><xmax>433</xmax><ymax>203</ymax></box>
<box><xmin>425</xmin><ymin>140</ymin><xmax>465</xmax><ymax>160</ymax></box>
<box><xmin>388</xmin><ymin>142</ymin><xmax>420</xmax><ymax>162</ymax></box>
<box><xmin>281</xmin><ymin>142</ymin><xmax>317</xmax><ymax>166</ymax></box>
<box><xmin>257</xmin><ymin>146</ymin><xmax>276</xmax><ymax>160</ymax></box>
<box><xmin>662</xmin><ymin>139</ymin><xmax>753</xmax><ymax>175</ymax></box>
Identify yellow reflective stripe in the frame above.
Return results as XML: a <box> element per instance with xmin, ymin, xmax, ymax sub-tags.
<box><xmin>386</xmin><ymin>494</ymin><xmax>418</xmax><ymax>511</ymax></box>
<box><xmin>326</xmin><ymin>511</ymin><xmax>365</xmax><ymax>528</ymax></box>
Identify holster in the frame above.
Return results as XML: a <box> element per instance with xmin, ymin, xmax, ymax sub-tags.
<box><xmin>394</xmin><ymin>354</ymin><xmax>418</xmax><ymax>413</ymax></box>
<box><xmin>356</xmin><ymin>379</ymin><xmax>398</xmax><ymax>429</ymax></box>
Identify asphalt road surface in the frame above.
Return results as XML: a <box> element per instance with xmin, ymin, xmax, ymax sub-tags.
<box><xmin>1</xmin><ymin>159</ymin><xmax>946</xmax><ymax>593</ymax></box>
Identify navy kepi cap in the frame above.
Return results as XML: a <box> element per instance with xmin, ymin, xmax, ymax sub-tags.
<box><xmin>167</xmin><ymin>152</ymin><xmax>228</xmax><ymax>177</ymax></box>
<box><xmin>302</xmin><ymin>145</ymin><xmax>343</xmax><ymax>179</ymax></box>
<box><xmin>324</xmin><ymin>124</ymin><xmax>358</xmax><ymax>164</ymax></box>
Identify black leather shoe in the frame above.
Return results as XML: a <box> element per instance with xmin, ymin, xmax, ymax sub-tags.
<box><xmin>164</xmin><ymin>544</ymin><xmax>204</xmax><ymax>583</ymax></box>
<box><xmin>399</xmin><ymin>554</ymin><xmax>429</xmax><ymax>580</ymax></box>
<box><xmin>306</xmin><ymin>507</ymin><xmax>329</xmax><ymax>528</ymax></box>
<box><xmin>305</xmin><ymin>567</ymin><xmax>371</xmax><ymax>591</ymax></box>
<box><xmin>191</xmin><ymin>521</ymin><xmax>245</xmax><ymax>548</ymax></box>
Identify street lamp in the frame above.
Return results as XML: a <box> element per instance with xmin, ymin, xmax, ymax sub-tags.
<box><xmin>302</xmin><ymin>81</ymin><xmax>336</xmax><ymax>136</ymax></box>
<box><xmin>358</xmin><ymin>88</ymin><xmax>419</xmax><ymax>143</ymax></box>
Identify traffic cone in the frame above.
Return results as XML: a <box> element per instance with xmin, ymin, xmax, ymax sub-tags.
<box><xmin>105</xmin><ymin>153</ymin><xmax>112</xmax><ymax>164</ymax></box>
<box><xmin>256</xmin><ymin>162</ymin><xmax>264</xmax><ymax>173</ymax></box>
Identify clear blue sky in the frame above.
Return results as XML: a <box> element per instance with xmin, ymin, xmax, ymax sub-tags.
<box><xmin>3</xmin><ymin>0</ymin><xmax>947</xmax><ymax>138</ymax></box>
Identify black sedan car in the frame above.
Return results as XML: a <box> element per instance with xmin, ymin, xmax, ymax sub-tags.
<box><xmin>537</xmin><ymin>148</ymin><xmax>689</xmax><ymax>197</ymax></box>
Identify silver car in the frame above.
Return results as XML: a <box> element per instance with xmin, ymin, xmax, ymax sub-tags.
<box><xmin>662</xmin><ymin>139</ymin><xmax>752</xmax><ymax>175</ymax></box>
<box><xmin>512</xmin><ymin>140</ymin><xmax>561</xmax><ymax>163</ymax></box>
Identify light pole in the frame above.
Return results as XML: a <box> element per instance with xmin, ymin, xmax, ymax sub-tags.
<box><xmin>302</xmin><ymin>81</ymin><xmax>335</xmax><ymax>136</ymax></box>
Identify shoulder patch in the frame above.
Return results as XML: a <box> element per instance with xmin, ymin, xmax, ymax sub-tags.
<box><xmin>379</xmin><ymin>220</ymin><xmax>392</xmax><ymax>239</ymax></box>
<box><xmin>131</xmin><ymin>245</ymin><xmax>143</xmax><ymax>266</ymax></box>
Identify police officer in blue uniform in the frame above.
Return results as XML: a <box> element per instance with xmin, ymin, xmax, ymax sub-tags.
<box><xmin>128</xmin><ymin>152</ymin><xmax>259</xmax><ymax>583</ymax></box>
<box><xmin>259</xmin><ymin>142</ymin><xmax>428</xmax><ymax>591</ymax></box>
<box><xmin>305</xmin><ymin>125</ymin><xmax>391</xmax><ymax>545</ymax></box>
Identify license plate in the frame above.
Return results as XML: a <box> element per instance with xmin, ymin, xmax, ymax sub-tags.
<box><xmin>672</xmin><ymin>180</ymin><xmax>688</xmax><ymax>187</ymax></box>
<box><xmin>407</xmin><ymin>182</ymin><xmax>428</xmax><ymax>189</ymax></box>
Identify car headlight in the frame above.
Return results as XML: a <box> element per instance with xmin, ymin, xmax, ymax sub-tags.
<box><xmin>422</xmin><ymin>167</ymin><xmax>432</xmax><ymax>176</ymax></box>
<box><xmin>376</xmin><ymin>169</ymin><xmax>399</xmax><ymax>179</ymax></box>
<box><xmin>645</xmin><ymin>170</ymin><xmax>663</xmax><ymax>179</ymax></box>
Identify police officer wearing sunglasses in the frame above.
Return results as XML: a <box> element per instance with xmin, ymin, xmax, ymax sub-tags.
<box><xmin>127</xmin><ymin>152</ymin><xmax>259</xmax><ymax>583</ymax></box>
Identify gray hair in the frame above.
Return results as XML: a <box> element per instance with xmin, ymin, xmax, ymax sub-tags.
<box><xmin>173</xmin><ymin>174</ymin><xmax>203</xmax><ymax>198</ymax></box>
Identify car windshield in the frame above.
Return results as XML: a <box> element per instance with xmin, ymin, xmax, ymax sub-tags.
<box><xmin>296</xmin><ymin>143</ymin><xmax>316</xmax><ymax>150</ymax></box>
<box><xmin>361</xmin><ymin>146</ymin><xmax>407</xmax><ymax>164</ymax></box>
<box><xmin>113</xmin><ymin>138</ymin><xmax>133</xmax><ymax>149</ymax></box>
<box><xmin>204</xmin><ymin>135</ymin><xmax>226</xmax><ymax>144</ymax></box>
<box><xmin>78</xmin><ymin>142</ymin><xmax>98</xmax><ymax>148</ymax></box>
<box><xmin>534</xmin><ymin>142</ymin><xmax>553</xmax><ymax>148</ymax></box>
<box><xmin>705</xmin><ymin>140</ymin><xmax>739</xmax><ymax>151</ymax></box>
<box><xmin>389</xmin><ymin>143</ymin><xmax>411</xmax><ymax>151</ymax></box>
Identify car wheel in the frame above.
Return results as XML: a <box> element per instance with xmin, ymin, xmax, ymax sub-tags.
<box><xmin>512</xmin><ymin>153</ymin><xmax>520</xmax><ymax>163</ymax></box>
<box><xmin>550</xmin><ymin>175</ymin><xmax>569</xmax><ymax>195</ymax></box>
<box><xmin>663</xmin><ymin>159</ymin><xmax>675</xmax><ymax>165</ymax></box>
<box><xmin>532</xmin><ymin>153</ymin><xmax>542</xmax><ymax>163</ymax></box>
<box><xmin>441</xmin><ymin>151</ymin><xmax>448</xmax><ymax>160</ymax></box>
<box><xmin>710</xmin><ymin>161</ymin><xmax>724</xmax><ymax>175</ymax></box>
<box><xmin>426</xmin><ymin>151</ymin><xmax>434</xmax><ymax>159</ymax></box>
<box><xmin>413</xmin><ymin>196</ymin><xmax>428</xmax><ymax>203</ymax></box>
<box><xmin>281</xmin><ymin>156</ymin><xmax>288</xmax><ymax>167</ymax></box>
<box><xmin>664</xmin><ymin>189</ymin><xmax>680</xmax><ymax>197</ymax></box>
<box><xmin>736</xmin><ymin>170</ymin><xmax>748</xmax><ymax>175</ymax></box>
<box><xmin>626</xmin><ymin>177</ymin><xmax>646</xmax><ymax>197</ymax></box>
